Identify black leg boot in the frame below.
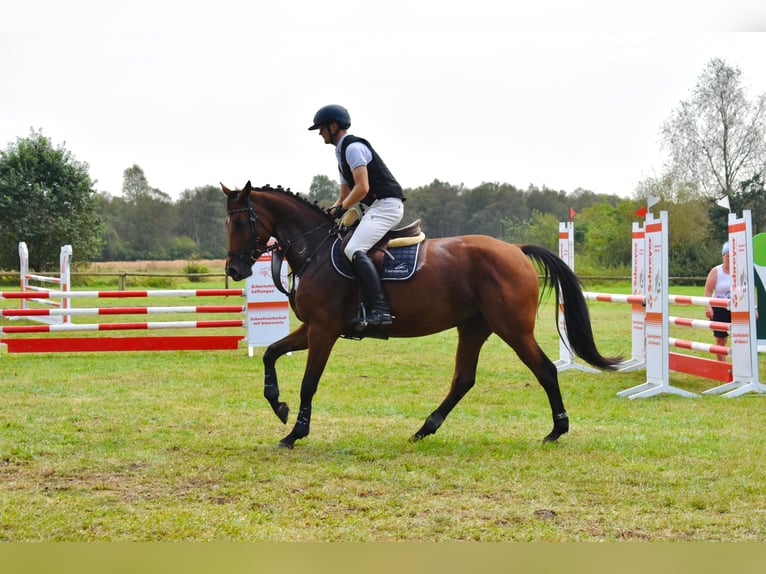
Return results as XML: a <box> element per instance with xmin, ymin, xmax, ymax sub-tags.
<box><xmin>350</xmin><ymin>250</ymin><xmax>393</xmax><ymax>326</ymax></box>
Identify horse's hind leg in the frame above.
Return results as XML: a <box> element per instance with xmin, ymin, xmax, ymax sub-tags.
<box><xmin>501</xmin><ymin>333</ymin><xmax>568</xmax><ymax>443</ymax></box>
<box><xmin>412</xmin><ymin>317</ymin><xmax>491</xmax><ymax>442</ymax></box>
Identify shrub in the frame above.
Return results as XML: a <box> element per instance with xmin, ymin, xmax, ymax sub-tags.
<box><xmin>183</xmin><ymin>261</ymin><xmax>210</xmax><ymax>283</ymax></box>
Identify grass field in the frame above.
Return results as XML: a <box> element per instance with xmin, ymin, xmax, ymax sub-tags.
<box><xmin>1</xmin><ymin>277</ymin><xmax>765</xmax><ymax>541</ymax></box>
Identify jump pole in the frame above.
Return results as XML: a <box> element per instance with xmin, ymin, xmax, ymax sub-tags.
<box><xmin>618</xmin><ymin>210</ymin><xmax>699</xmax><ymax>399</ymax></box>
<box><xmin>1</xmin><ymin>253</ymin><xmax>290</xmax><ymax>354</ymax></box>
<box><xmin>703</xmin><ymin>210</ymin><xmax>765</xmax><ymax>397</ymax></box>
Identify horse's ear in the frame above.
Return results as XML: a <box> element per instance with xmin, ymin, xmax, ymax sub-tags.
<box><xmin>236</xmin><ymin>180</ymin><xmax>253</xmax><ymax>201</ymax></box>
<box><xmin>220</xmin><ymin>183</ymin><xmax>231</xmax><ymax>196</ymax></box>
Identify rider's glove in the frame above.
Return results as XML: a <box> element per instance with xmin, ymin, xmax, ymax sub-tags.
<box><xmin>329</xmin><ymin>205</ymin><xmax>347</xmax><ymax>220</ymax></box>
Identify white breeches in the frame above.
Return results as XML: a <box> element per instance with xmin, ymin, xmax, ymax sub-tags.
<box><xmin>344</xmin><ymin>197</ymin><xmax>404</xmax><ymax>260</ymax></box>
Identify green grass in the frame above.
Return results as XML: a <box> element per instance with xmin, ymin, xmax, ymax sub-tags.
<box><xmin>1</xmin><ymin>283</ymin><xmax>765</xmax><ymax>541</ymax></box>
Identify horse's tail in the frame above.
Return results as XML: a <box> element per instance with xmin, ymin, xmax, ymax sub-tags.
<box><xmin>521</xmin><ymin>244</ymin><xmax>622</xmax><ymax>371</ymax></box>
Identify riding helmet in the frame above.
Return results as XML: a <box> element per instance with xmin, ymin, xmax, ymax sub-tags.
<box><xmin>308</xmin><ymin>105</ymin><xmax>351</xmax><ymax>130</ymax></box>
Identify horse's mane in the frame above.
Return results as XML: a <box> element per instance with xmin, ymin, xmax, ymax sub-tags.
<box><xmin>252</xmin><ymin>184</ymin><xmax>332</xmax><ymax>220</ymax></box>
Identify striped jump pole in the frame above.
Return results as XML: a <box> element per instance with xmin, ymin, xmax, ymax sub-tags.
<box><xmin>703</xmin><ymin>211</ymin><xmax>765</xmax><ymax>397</ymax></box>
<box><xmin>621</xmin><ymin>210</ymin><xmax>765</xmax><ymax>398</ymax></box>
<box><xmin>667</xmin><ymin>325</ymin><xmax>733</xmax><ymax>385</ymax></box>
<box><xmin>1</xmin><ymin>253</ymin><xmax>291</xmax><ymax>354</ymax></box>
<box><xmin>1</xmin><ymin>305</ymin><xmax>246</xmax><ymax>318</ymax></box>
<box><xmin>0</xmin><ymin>288</ymin><xmax>245</xmax><ymax>300</ymax></box>
<box><xmin>618</xmin><ymin>211</ymin><xmax>699</xmax><ymax>399</ymax></box>
<box><xmin>0</xmin><ymin>288</ymin><xmax>247</xmax><ymax>352</ymax></box>
<box><xmin>1</xmin><ymin>319</ymin><xmax>245</xmax><ymax>334</ymax></box>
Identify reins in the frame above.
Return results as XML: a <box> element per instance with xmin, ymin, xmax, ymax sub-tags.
<box><xmin>269</xmin><ymin>222</ymin><xmax>333</xmax><ymax>297</ymax></box>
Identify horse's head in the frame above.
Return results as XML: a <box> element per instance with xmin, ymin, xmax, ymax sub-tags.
<box><xmin>222</xmin><ymin>180</ymin><xmax>337</xmax><ymax>282</ymax></box>
<box><xmin>221</xmin><ymin>180</ymin><xmax>273</xmax><ymax>281</ymax></box>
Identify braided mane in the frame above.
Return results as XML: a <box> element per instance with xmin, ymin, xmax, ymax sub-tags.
<box><xmin>252</xmin><ymin>184</ymin><xmax>333</xmax><ymax>219</ymax></box>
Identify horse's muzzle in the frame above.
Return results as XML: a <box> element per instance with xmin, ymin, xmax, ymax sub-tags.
<box><xmin>225</xmin><ymin>261</ymin><xmax>253</xmax><ymax>282</ymax></box>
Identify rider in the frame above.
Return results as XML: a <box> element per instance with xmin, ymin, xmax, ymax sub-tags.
<box><xmin>308</xmin><ymin>104</ymin><xmax>405</xmax><ymax>326</ymax></box>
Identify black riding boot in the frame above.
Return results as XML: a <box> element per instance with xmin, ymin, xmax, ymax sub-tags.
<box><xmin>350</xmin><ymin>250</ymin><xmax>393</xmax><ymax>326</ymax></box>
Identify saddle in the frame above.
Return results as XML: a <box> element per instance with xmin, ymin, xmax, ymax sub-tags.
<box><xmin>332</xmin><ymin>209</ymin><xmax>426</xmax><ymax>280</ymax></box>
<box><xmin>339</xmin><ymin>207</ymin><xmax>425</xmax><ymax>248</ymax></box>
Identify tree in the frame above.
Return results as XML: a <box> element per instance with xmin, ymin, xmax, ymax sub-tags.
<box><xmin>661</xmin><ymin>57</ymin><xmax>766</xmax><ymax>199</ymax></box>
<box><xmin>0</xmin><ymin>129</ymin><xmax>104</xmax><ymax>270</ymax></box>
<box><xmin>732</xmin><ymin>173</ymin><xmax>766</xmax><ymax>234</ymax></box>
<box><xmin>308</xmin><ymin>174</ymin><xmax>338</xmax><ymax>207</ymax></box>
<box><xmin>404</xmin><ymin>179</ymin><xmax>467</xmax><ymax>237</ymax></box>
<box><xmin>577</xmin><ymin>203</ymin><xmax>632</xmax><ymax>269</ymax></box>
<box><xmin>112</xmin><ymin>165</ymin><xmax>176</xmax><ymax>259</ymax></box>
<box><xmin>176</xmin><ymin>185</ymin><xmax>228</xmax><ymax>258</ymax></box>
<box><xmin>464</xmin><ymin>182</ymin><xmax>528</xmax><ymax>238</ymax></box>
<box><xmin>503</xmin><ymin>211</ymin><xmax>559</xmax><ymax>251</ymax></box>
<box><xmin>634</xmin><ymin>173</ymin><xmax>718</xmax><ymax>277</ymax></box>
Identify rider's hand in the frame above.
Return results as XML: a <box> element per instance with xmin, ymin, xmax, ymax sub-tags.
<box><xmin>329</xmin><ymin>205</ymin><xmax>347</xmax><ymax>220</ymax></box>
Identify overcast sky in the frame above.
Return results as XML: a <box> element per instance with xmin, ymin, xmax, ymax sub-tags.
<box><xmin>1</xmin><ymin>1</ymin><xmax>765</xmax><ymax>201</ymax></box>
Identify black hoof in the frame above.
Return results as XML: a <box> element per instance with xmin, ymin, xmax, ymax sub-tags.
<box><xmin>542</xmin><ymin>431</ymin><xmax>561</xmax><ymax>443</ymax></box>
<box><xmin>411</xmin><ymin>412</ymin><xmax>444</xmax><ymax>443</ymax></box>
<box><xmin>277</xmin><ymin>439</ymin><xmax>294</xmax><ymax>449</ymax></box>
<box><xmin>276</xmin><ymin>402</ymin><xmax>289</xmax><ymax>424</ymax></box>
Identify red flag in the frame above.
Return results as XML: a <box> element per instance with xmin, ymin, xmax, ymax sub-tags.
<box><xmin>569</xmin><ymin>207</ymin><xmax>576</xmax><ymax>221</ymax></box>
<box><xmin>635</xmin><ymin>206</ymin><xmax>648</xmax><ymax>217</ymax></box>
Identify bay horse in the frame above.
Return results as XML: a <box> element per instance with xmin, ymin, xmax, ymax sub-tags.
<box><xmin>223</xmin><ymin>181</ymin><xmax>620</xmax><ymax>448</ymax></box>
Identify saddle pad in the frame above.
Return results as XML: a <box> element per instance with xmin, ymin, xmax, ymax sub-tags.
<box><xmin>331</xmin><ymin>239</ymin><xmax>420</xmax><ymax>281</ymax></box>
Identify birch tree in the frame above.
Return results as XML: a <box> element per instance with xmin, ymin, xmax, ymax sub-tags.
<box><xmin>661</xmin><ymin>57</ymin><xmax>766</xmax><ymax>198</ymax></box>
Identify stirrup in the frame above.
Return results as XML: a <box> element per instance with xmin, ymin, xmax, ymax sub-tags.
<box><xmin>365</xmin><ymin>310</ymin><xmax>393</xmax><ymax>326</ymax></box>
<box><xmin>352</xmin><ymin>306</ymin><xmax>393</xmax><ymax>330</ymax></box>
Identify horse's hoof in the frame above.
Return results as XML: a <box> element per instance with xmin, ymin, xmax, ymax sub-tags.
<box><xmin>409</xmin><ymin>433</ymin><xmax>423</xmax><ymax>443</ymax></box>
<box><xmin>276</xmin><ymin>402</ymin><xmax>290</xmax><ymax>424</ymax></box>
<box><xmin>278</xmin><ymin>438</ymin><xmax>295</xmax><ymax>449</ymax></box>
<box><xmin>542</xmin><ymin>432</ymin><xmax>561</xmax><ymax>443</ymax></box>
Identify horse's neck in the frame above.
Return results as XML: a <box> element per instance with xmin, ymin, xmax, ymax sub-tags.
<box><xmin>266</xmin><ymin>197</ymin><xmax>330</xmax><ymax>269</ymax></box>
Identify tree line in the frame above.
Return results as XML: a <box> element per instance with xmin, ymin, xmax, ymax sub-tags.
<box><xmin>1</xmin><ymin>58</ymin><xmax>764</xmax><ymax>279</ymax></box>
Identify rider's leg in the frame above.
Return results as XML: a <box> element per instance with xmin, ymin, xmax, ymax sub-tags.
<box><xmin>350</xmin><ymin>250</ymin><xmax>393</xmax><ymax>325</ymax></box>
<box><xmin>343</xmin><ymin>197</ymin><xmax>403</xmax><ymax>325</ymax></box>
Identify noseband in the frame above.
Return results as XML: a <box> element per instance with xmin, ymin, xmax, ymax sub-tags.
<box><xmin>226</xmin><ymin>194</ymin><xmax>271</xmax><ymax>265</ymax></box>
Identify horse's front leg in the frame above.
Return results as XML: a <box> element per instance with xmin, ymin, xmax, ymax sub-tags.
<box><xmin>279</xmin><ymin>330</ymin><xmax>338</xmax><ymax>449</ymax></box>
<box><xmin>262</xmin><ymin>324</ymin><xmax>309</xmax><ymax>424</ymax></box>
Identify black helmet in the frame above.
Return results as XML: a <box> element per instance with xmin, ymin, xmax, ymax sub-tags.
<box><xmin>308</xmin><ymin>104</ymin><xmax>351</xmax><ymax>130</ymax></box>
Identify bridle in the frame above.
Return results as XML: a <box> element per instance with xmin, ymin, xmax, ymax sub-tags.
<box><xmin>226</xmin><ymin>191</ymin><xmax>335</xmax><ymax>295</ymax></box>
<box><xmin>226</xmin><ymin>193</ymin><xmax>272</xmax><ymax>265</ymax></box>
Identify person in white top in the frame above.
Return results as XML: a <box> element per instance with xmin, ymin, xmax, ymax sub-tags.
<box><xmin>704</xmin><ymin>242</ymin><xmax>732</xmax><ymax>362</ymax></box>
<box><xmin>308</xmin><ymin>104</ymin><xmax>405</xmax><ymax>327</ymax></box>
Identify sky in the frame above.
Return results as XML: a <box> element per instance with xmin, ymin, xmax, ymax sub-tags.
<box><xmin>1</xmin><ymin>1</ymin><xmax>765</xmax><ymax>201</ymax></box>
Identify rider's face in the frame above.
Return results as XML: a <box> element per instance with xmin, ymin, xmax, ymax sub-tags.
<box><xmin>318</xmin><ymin>123</ymin><xmax>337</xmax><ymax>145</ymax></box>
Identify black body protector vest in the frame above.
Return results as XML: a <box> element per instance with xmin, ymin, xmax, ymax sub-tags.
<box><xmin>339</xmin><ymin>135</ymin><xmax>405</xmax><ymax>206</ymax></box>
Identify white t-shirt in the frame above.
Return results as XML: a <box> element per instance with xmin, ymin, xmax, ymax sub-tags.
<box><xmin>714</xmin><ymin>264</ymin><xmax>732</xmax><ymax>298</ymax></box>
